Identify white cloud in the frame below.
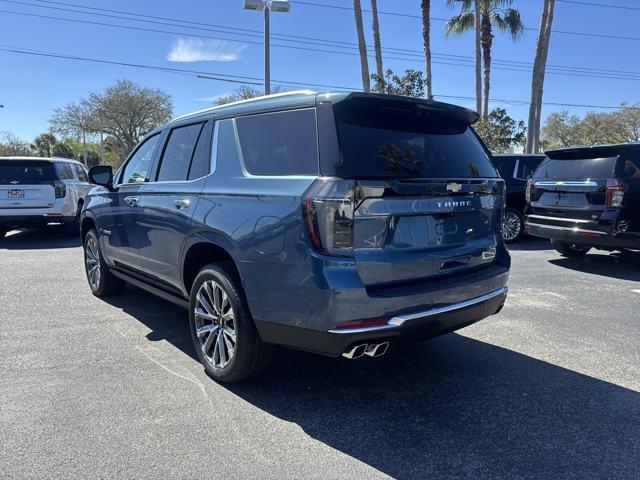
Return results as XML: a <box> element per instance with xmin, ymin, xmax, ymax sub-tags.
<box><xmin>168</xmin><ymin>38</ymin><xmax>246</xmax><ymax>63</ymax></box>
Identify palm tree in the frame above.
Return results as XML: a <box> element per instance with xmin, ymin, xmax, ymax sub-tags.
<box><xmin>353</xmin><ymin>0</ymin><xmax>370</xmax><ymax>92</ymax></box>
<box><xmin>526</xmin><ymin>0</ymin><xmax>556</xmax><ymax>153</ymax></box>
<box><xmin>420</xmin><ymin>1</ymin><xmax>433</xmax><ymax>100</ymax></box>
<box><xmin>446</xmin><ymin>0</ymin><xmax>524</xmax><ymax>119</ymax></box>
<box><xmin>370</xmin><ymin>0</ymin><xmax>384</xmax><ymax>81</ymax></box>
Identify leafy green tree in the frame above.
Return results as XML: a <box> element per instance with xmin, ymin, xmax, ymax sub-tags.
<box><xmin>540</xmin><ymin>111</ymin><xmax>581</xmax><ymax>148</ymax></box>
<box><xmin>474</xmin><ymin>108</ymin><xmax>526</xmax><ymax>152</ymax></box>
<box><xmin>52</xmin><ymin>140</ymin><xmax>75</xmax><ymax>159</ymax></box>
<box><xmin>31</xmin><ymin>133</ymin><xmax>58</xmax><ymax>157</ymax></box>
<box><xmin>446</xmin><ymin>0</ymin><xmax>524</xmax><ymax>118</ymax></box>
<box><xmin>371</xmin><ymin>69</ymin><xmax>425</xmax><ymax>97</ymax></box>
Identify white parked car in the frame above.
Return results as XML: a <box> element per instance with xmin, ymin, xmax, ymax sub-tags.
<box><xmin>0</xmin><ymin>157</ymin><xmax>94</xmax><ymax>238</ymax></box>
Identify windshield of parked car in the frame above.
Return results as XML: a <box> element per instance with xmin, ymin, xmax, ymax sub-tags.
<box><xmin>0</xmin><ymin>160</ymin><xmax>56</xmax><ymax>184</ymax></box>
<box><xmin>331</xmin><ymin>102</ymin><xmax>497</xmax><ymax>179</ymax></box>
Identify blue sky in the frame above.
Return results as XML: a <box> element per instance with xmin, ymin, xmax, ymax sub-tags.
<box><xmin>0</xmin><ymin>0</ymin><xmax>638</xmax><ymax>140</ymax></box>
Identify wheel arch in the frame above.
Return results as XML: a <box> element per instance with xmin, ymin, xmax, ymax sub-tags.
<box><xmin>181</xmin><ymin>239</ymin><xmax>243</xmax><ymax>297</ymax></box>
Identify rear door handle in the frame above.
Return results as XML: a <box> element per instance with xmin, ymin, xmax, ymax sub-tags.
<box><xmin>173</xmin><ymin>199</ymin><xmax>191</xmax><ymax>209</ymax></box>
<box><xmin>124</xmin><ymin>196</ymin><xmax>139</xmax><ymax>207</ymax></box>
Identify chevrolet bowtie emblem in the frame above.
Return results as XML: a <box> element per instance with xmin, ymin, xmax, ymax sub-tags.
<box><xmin>446</xmin><ymin>182</ymin><xmax>462</xmax><ymax>192</ymax></box>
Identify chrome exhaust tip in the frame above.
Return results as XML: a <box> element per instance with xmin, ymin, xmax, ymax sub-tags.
<box><xmin>342</xmin><ymin>344</ymin><xmax>367</xmax><ymax>359</ymax></box>
<box><xmin>364</xmin><ymin>342</ymin><xmax>389</xmax><ymax>358</ymax></box>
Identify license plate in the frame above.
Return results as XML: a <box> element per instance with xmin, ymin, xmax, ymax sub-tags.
<box><xmin>8</xmin><ymin>189</ymin><xmax>24</xmax><ymax>198</ymax></box>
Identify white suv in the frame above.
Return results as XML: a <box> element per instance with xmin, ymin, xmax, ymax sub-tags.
<box><xmin>0</xmin><ymin>157</ymin><xmax>94</xmax><ymax>238</ymax></box>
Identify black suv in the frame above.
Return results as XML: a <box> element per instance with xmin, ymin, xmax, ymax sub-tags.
<box><xmin>492</xmin><ymin>154</ymin><xmax>546</xmax><ymax>242</ymax></box>
<box><xmin>525</xmin><ymin>144</ymin><xmax>640</xmax><ymax>256</ymax></box>
<box><xmin>81</xmin><ymin>91</ymin><xmax>510</xmax><ymax>382</ymax></box>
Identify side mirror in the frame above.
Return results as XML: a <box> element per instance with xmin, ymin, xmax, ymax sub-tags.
<box><xmin>88</xmin><ymin>165</ymin><xmax>114</xmax><ymax>190</ymax></box>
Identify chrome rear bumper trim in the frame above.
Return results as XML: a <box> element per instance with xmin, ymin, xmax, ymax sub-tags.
<box><xmin>525</xmin><ymin>221</ymin><xmax>605</xmax><ymax>236</ymax></box>
<box><xmin>329</xmin><ymin>287</ymin><xmax>508</xmax><ymax>334</ymax></box>
<box><xmin>527</xmin><ymin>214</ymin><xmax>592</xmax><ymax>224</ymax></box>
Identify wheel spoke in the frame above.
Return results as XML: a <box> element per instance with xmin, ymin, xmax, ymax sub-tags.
<box><xmin>203</xmin><ymin>328</ymin><xmax>218</xmax><ymax>354</ymax></box>
<box><xmin>196</xmin><ymin>323</ymin><xmax>219</xmax><ymax>338</ymax></box>
<box><xmin>197</xmin><ymin>289</ymin><xmax>215</xmax><ymax>316</ymax></box>
<box><xmin>194</xmin><ymin>308</ymin><xmax>217</xmax><ymax>323</ymax></box>
<box><xmin>213</xmin><ymin>284</ymin><xmax>223</xmax><ymax>315</ymax></box>
<box><xmin>222</xmin><ymin>326</ymin><xmax>236</xmax><ymax>343</ymax></box>
<box><xmin>217</xmin><ymin>331</ymin><xmax>227</xmax><ymax>365</ymax></box>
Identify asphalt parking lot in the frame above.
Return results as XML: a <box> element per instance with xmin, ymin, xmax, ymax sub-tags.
<box><xmin>1</xmin><ymin>228</ymin><xmax>639</xmax><ymax>479</ymax></box>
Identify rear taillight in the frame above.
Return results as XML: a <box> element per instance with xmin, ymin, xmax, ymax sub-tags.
<box><xmin>605</xmin><ymin>178</ymin><xmax>627</xmax><ymax>208</ymax></box>
<box><xmin>525</xmin><ymin>179</ymin><xmax>533</xmax><ymax>204</ymax></box>
<box><xmin>54</xmin><ymin>180</ymin><xmax>66</xmax><ymax>198</ymax></box>
<box><xmin>303</xmin><ymin>178</ymin><xmax>355</xmax><ymax>257</ymax></box>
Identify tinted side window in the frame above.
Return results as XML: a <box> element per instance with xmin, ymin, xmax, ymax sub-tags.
<box><xmin>74</xmin><ymin>164</ymin><xmax>88</xmax><ymax>181</ymax></box>
<box><xmin>157</xmin><ymin>123</ymin><xmax>203</xmax><ymax>182</ymax></box>
<box><xmin>492</xmin><ymin>157</ymin><xmax>512</xmax><ymax>178</ymax></box>
<box><xmin>622</xmin><ymin>157</ymin><xmax>640</xmax><ymax>178</ymax></box>
<box><xmin>516</xmin><ymin>157</ymin><xmax>543</xmax><ymax>180</ymax></box>
<box><xmin>188</xmin><ymin>121</ymin><xmax>213</xmax><ymax>180</ymax></box>
<box><xmin>236</xmin><ymin>109</ymin><xmax>318</xmax><ymax>175</ymax></box>
<box><xmin>121</xmin><ymin>134</ymin><xmax>161</xmax><ymax>184</ymax></box>
<box><xmin>55</xmin><ymin>162</ymin><xmax>74</xmax><ymax>180</ymax></box>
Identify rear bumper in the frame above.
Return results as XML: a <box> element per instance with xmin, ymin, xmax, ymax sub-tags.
<box><xmin>255</xmin><ymin>287</ymin><xmax>508</xmax><ymax>357</ymax></box>
<box><xmin>0</xmin><ymin>198</ymin><xmax>76</xmax><ymax>226</ymax></box>
<box><xmin>0</xmin><ymin>213</ymin><xmax>75</xmax><ymax>227</ymax></box>
<box><xmin>525</xmin><ymin>219</ymin><xmax>639</xmax><ymax>250</ymax></box>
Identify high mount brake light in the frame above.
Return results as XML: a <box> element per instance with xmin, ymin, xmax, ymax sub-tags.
<box><xmin>303</xmin><ymin>178</ymin><xmax>355</xmax><ymax>257</ymax></box>
<box><xmin>606</xmin><ymin>178</ymin><xmax>627</xmax><ymax>208</ymax></box>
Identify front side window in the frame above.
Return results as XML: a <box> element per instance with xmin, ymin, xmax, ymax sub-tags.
<box><xmin>236</xmin><ymin>109</ymin><xmax>319</xmax><ymax>175</ymax></box>
<box><xmin>157</xmin><ymin>123</ymin><xmax>204</xmax><ymax>182</ymax></box>
<box><xmin>121</xmin><ymin>134</ymin><xmax>161</xmax><ymax>184</ymax></box>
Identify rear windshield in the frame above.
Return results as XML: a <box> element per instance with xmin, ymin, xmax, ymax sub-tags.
<box><xmin>533</xmin><ymin>157</ymin><xmax>617</xmax><ymax>180</ymax></box>
<box><xmin>0</xmin><ymin>160</ymin><xmax>56</xmax><ymax>185</ymax></box>
<box><xmin>331</xmin><ymin>103</ymin><xmax>497</xmax><ymax>178</ymax></box>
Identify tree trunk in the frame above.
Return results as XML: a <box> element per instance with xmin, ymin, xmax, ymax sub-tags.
<box><xmin>353</xmin><ymin>0</ymin><xmax>370</xmax><ymax>92</ymax></box>
<box><xmin>474</xmin><ymin>2</ymin><xmax>482</xmax><ymax>114</ymax></box>
<box><xmin>481</xmin><ymin>12</ymin><xmax>493</xmax><ymax>119</ymax></box>
<box><xmin>527</xmin><ymin>0</ymin><xmax>556</xmax><ymax>153</ymax></box>
<box><xmin>421</xmin><ymin>0</ymin><xmax>433</xmax><ymax>100</ymax></box>
<box><xmin>370</xmin><ymin>0</ymin><xmax>384</xmax><ymax>81</ymax></box>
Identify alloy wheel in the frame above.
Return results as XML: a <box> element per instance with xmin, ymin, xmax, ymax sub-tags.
<box><xmin>502</xmin><ymin>211</ymin><xmax>522</xmax><ymax>242</ymax></box>
<box><xmin>194</xmin><ymin>280</ymin><xmax>237</xmax><ymax>369</ymax></box>
<box><xmin>85</xmin><ymin>237</ymin><xmax>101</xmax><ymax>290</ymax></box>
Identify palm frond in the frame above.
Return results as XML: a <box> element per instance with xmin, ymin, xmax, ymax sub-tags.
<box><xmin>445</xmin><ymin>0</ymin><xmax>473</xmax><ymax>11</ymax></box>
<box><xmin>445</xmin><ymin>11</ymin><xmax>476</xmax><ymax>36</ymax></box>
<box><xmin>492</xmin><ymin>8</ymin><xmax>524</xmax><ymax>39</ymax></box>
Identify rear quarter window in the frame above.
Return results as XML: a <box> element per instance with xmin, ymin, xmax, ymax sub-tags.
<box><xmin>235</xmin><ymin>109</ymin><xmax>319</xmax><ymax>176</ymax></box>
<box><xmin>55</xmin><ymin>162</ymin><xmax>75</xmax><ymax>180</ymax></box>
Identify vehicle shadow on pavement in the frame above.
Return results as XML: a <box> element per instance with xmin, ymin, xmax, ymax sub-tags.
<box><xmin>548</xmin><ymin>251</ymin><xmax>640</xmax><ymax>281</ymax></box>
<box><xmin>229</xmin><ymin>337</ymin><xmax>640</xmax><ymax>479</ymax></box>
<box><xmin>507</xmin><ymin>236</ymin><xmax>552</xmax><ymax>251</ymax></box>
<box><xmin>107</xmin><ymin>285</ymin><xmax>640</xmax><ymax>479</ymax></box>
<box><xmin>0</xmin><ymin>227</ymin><xmax>81</xmax><ymax>249</ymax></box>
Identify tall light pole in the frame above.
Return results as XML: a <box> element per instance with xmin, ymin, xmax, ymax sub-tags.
<box><xmin>243</xmin><ymin>0</ymin><xmax>291</xmax><ymax>95</ymax></box>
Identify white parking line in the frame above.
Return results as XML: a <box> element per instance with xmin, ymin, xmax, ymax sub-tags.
<box><xmin>632</xmin><ymin>289</ymin><xmax>640</xmax><ymax>294</ymax></box>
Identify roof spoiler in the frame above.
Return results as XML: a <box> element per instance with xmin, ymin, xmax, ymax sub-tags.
<box><xmin>545</xmin><ymin>143</ymin><xmax>640</xmax><ymax>159</ymax></box>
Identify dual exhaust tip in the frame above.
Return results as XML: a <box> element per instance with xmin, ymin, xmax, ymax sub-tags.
<box><xmin>342</xmin><ymin>342</ymin><xmax>389</xmax><ymax>359</ymax></box>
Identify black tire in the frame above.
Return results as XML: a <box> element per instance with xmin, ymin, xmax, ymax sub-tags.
<box><xmin>552</xmin><ymin>240</ymin><xmax>592</xmax><ymax>257</ymax></box>
<box><xmin>502</xmin><ymin>209</ymin><xmax>524</xmax><ymax>243</ymax></box>
<box><xmin>83</xmin><ymin>229</ymin><xmax>125</xmax><ymax>296</ymax></box>
<box><xmin>189</xmin><ymin>263</ymin><xmax>273</xmax><ymax>383</ymax></box>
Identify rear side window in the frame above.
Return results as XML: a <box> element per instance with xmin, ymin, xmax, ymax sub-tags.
<box><xmin>0</xmin><ymin>160</ymin><xmax>56</xmax><ymax>184</ymax></box>
<box><xmin>121</xmin><ymin>134</ymin><xmax>161</xmax><ymax>184</ymax></box>
<box><xmin>236</xmin><ymin>109</ymin><xmax>319</xmax><ymax>175</ymax></box>
<box><xmin>492</xmin><ymin>157</ymin><xmax>512</xmax><ymax>178</ymax></box>
<box><xmin>73</xmin><ymin>164</ymin><xmax>88</xmax><ymax>181</ymax></box>
<box><xmin>331</xmin><ymin>103</ymin><xmax>497</xmax><ymax>178</ymax></box>
<box><xmin>157</xmin><ymin>123</ymin><xmax>204</xmax><ymax>182</ymax></box>
<box><xmin>534</xmin><ymin>157</ymin><xmax>617</xmax><ymax>180</ymax></box>
<box><xmin>55</xmin><ymin>162</ymin><xmax>74</xmax><ymax>180</ymax></box>
<box><xmin>622</xmin><ymin>157</ymin><xmax>640</xmax><ymax>178</ymax></box>
<box><xmin>516</xmin><ymin>157</ymin><xmax>544</xmax><ymax>180</ymax></box>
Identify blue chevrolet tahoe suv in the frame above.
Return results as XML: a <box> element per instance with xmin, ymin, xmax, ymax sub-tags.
<box><xmin>81</xmin><ymin>91</ymin><xmax>510</xmax><ymax>382</ymax></box>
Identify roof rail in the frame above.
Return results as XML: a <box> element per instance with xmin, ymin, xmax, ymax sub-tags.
<box><xmin>172</xmin><ymin>89</ymin><xmax>317</xmax><ymax>122</ymax></box>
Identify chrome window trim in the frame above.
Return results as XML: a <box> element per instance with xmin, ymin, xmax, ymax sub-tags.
<box><xmin>328</xmin><ymin>287</ymin><xmax>508</xmax><ymax>334</ymax></box>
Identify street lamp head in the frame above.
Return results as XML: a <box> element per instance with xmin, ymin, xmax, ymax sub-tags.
<box><xmin>243</xmin><ymin>0</ymin><xmax>265</xmax><ymax>11</ymax></box>
<box><xmin>269</xmin><ymin>0</ymin><xmax>291</xmax><ymax>12</ymax></box>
